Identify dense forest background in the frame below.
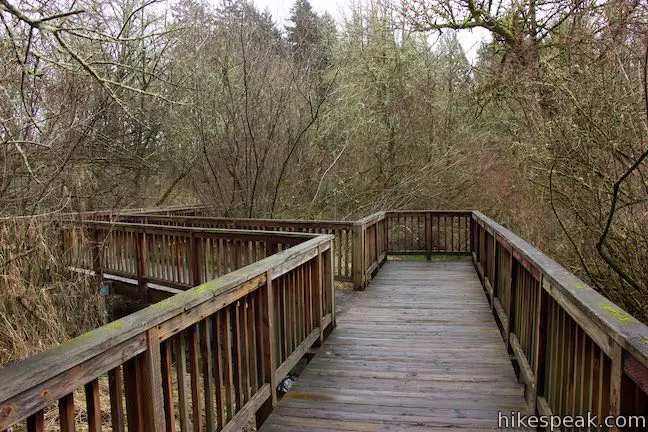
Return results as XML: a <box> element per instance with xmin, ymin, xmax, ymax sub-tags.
<box><xmin>1</xmin><ymin>0</ymin><xmax>647</xmax><ymax>327</ymax></box>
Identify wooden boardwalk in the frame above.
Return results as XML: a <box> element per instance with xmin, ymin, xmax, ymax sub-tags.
<box><xmin>261</xmin><ymin>260</ymin><xmax>532</xmax><ymax>431</ymax></box>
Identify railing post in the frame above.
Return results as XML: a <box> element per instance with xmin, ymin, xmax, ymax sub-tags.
<box><xmin>256</xmin><ymin>271</ymin><xmax>278</xmax><ymax>426</ymax></box>
<box><xmin>135</xmin><ymin>231</ymin><xmax>148</xmax><ymax>301</ymax></box>
<box><xmin>324</xmin><ymin>242</ymin><xmax>336</xmax><ymax>327</ymax></box>
<box><xmin>139</xmin><ymin>327</ymin><xmax>165</xmax><ymax>432</ymax></box>
<box><xmin>530</xmin><ymin>276</ymin><xmax>549</xmax><ymax>411</ymax></box>
<box><xmin>123</xmin><ymin>329</ymin><xmax>164</xmax><ymax>431</ymax></box>
<box><xmin>383</xmin><ymin>214</ymin><xmax>389</xmax><ymax>258</ymax></box>
<box><xmin>506</xmin><ymin>255</ymin><xmax>516</xmax><ymax>350</ymax></box>
<box><xmin>609</xmin><ymin>343</ymin><xmax>623</xmax><ymax>432</ymax></box>
<box><xmin>313</xmin><ymin>247</ymin><xmax>325</xmax><ymax>344</ymax></box>
<box><xmin>471</xmin><ymin>216</ymin><xmax>478</xmax><ymax>261</ymax></box>
<box><xmin>373</xmin><ymin>223</ymin><xmax>378</xmax><ymax>266</ymax></box>
<box><xmin>490</xmin><ymin>236</ymin><xmax>498</xmax><ymax>293</ymax></box>
<box><xmin>190</xmin><ymin>233</ymin><xmax>202</xmax><ymax>286</ymax></box>
<box><xmin>91</xmin><ymin>228</ymin><xmax>103</xmax><ymax>282</ymax></box>
<box><xmin>425</xmin><ymin>212</ymin><xmax>432</xmax><ymax>260</ymax></box>
<box><xmin>352</xmin><ymin>221</ymin><xmax>365</xmax><ymax>290</ymax></box>
<box><xmin>469</xmin><ymin>213</ymin><xmax>474</xmax><ymax>254</ymax></box>
<box><xmin>487</xmin><ymin>236</ymin><xmax>496</xmax><ymax>310</ymax></box>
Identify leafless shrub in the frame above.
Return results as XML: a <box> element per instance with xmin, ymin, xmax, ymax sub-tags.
<box><xmin>0</xmin><ymin>217</ymin><xmax>105</xmax><ymax>366</ymax></box>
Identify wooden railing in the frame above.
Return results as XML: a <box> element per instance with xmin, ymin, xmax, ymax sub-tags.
<box><xmin>386</xmin><ymin>210</ymin><xmax>472</xmax><ymax>256</ymax></box>
<box><xmin>0</xmin><ymin>234</ymin><xmax>335</xmax><ymax>432</ymax></box>
<box><xmin>471</xmin><ymin>211</ymin><xmax>648</xmax><ymax>427</ymax></box>
<box><xmin>4</xmin><ymin>208</ymin><xmax>648</xmax><ymax>431</ymax></box>
<box><xmin>127</xmin><ymin>205</ymin><xmax>210</xmax><ymax>216</ymax></box>
<box><xmin>106</xmin><ymin>211</ymin><xmax>470</xmax><ymax>291</ymax></box>
<box><xmin>351</xmin><ymin>212</ymin><xmax>388</xmax><ymax>289</ymax></box>
<box><xmin>63</xmin><ymin>221</ymin><xmax>315</xmax><ymax>299</ymax></box>
<box><xmin>1</xmin><ymin>205</ymin><xmax>209</xmax><ymax>222</ymax></box>
<box><xmin>104</xmin><ymin>215</ymin><xmax>357</xmax><ymax>287</ymax></box>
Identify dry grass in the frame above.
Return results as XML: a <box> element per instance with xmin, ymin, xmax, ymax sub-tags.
<box><xmin>8</xmin><ymin>367</ymin><xmax>258</xmax><ymax>432</ymax></box>
<box><xmin>0</xmin><ymin>219</ymin><xmax>263</xmax><ymax>431</ymax></box>
<box><xmin>0</xmin><ymin>218</ymin><xmax>106</xmax><ymax>367</ymax></box>
<box><xmin>7</xmin><ymin>377</ymin><xmax>113</xmax><ymax>432</ymax></box>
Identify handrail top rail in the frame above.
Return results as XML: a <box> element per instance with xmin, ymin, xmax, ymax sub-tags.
<box><xmin>354</xmin><ymin>211</ymin><xmax>386</xmax><ymax>227</ymax></box>
<box><xmin>90</xmin><ymin>214</ymin><xmax>356</xmax><ymax>228</ymax></box>
<box><xmin>85</xmin><ymin>204</ymin><xmax>207</xmax><ymax>214</ymax></box>
<box><xmin>66</xmin><ymin>220</ymin><xmax>320</xmax><ymax>240</ymax></box>
<box><xmin>0</xmin><ymin>233</ymin><xmax>334</xmax><ymax>403</ymax></box>
<box><xmin>76</xmin><ymin>204</ymin><xmax>208</xmax><ymax>216</ymax></box>
<box><xmin>0</xmin><ymin>205</ymin><xmax>208</xmax><ymax>221</ymax></box>
<box><xmin>385</xmin><ymin>209</ymin><xmax>473</xmax><ymax>215</ymax></box>
<box><xmin>472</xmin><ymin>211</ymin><xmax>648</xmax><ymax>368</ymax></box>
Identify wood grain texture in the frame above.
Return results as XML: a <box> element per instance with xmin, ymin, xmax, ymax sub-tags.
<box><xmin>261</xmin><ymin>261</ymin><xmax>532</xmax><ymax>431</ymax></box>
<box><xmin>84</xmin><ymin>379</ymin><xmax>101</xmax><ymax>432</ymax></box>
<box><xmin>473</xmin><ymin>212</ymin><xmax>648</xmax><ymax>370</ymax></box>
<box><xmin>58</xmin><ymin>393</ymin><xmax>76</xmax><ymax>432</ymax></box>
<box><xmin>82</xmin><ymin>214</ymin><xmax>354</xmax><ymax>281</ymax></box>
<box><xmin>0</xmin><ymin>234</ymin><xmax>333</xmax><ymax>417</ymax></box>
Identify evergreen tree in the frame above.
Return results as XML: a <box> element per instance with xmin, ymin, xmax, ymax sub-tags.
<box><xmin>285</xmin><ymin>0</ymin><xmax>323</xmax><ymax>67</ymax></box>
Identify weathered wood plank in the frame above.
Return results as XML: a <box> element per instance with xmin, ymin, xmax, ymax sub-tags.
<box><xmin>0</xmin><ymin>335</ymin><xmax>146</xmax><ymax>430</ymax></box>
<box><xmin>260</xmin><ymin>261</ymin><xmax>529</xmax><ymax>431</ymax></box>
<box><xmin>84</xmin><ymin>379</ymin><xmax>101</xmax><ymax>432</ymax></box>
<box><xmin>175</xmin><ymin>332</ymin><xmax>192</xmax><ymax>432</ymax></box>
<box><xmin>473</xmin><ymin>212</ymin><xmax>648</xmax><ymax>370</ymax></box>
<box><xmin>0</xmin><ymin>235</ymin><xmax>333</xmax><ymax>411</ymax></box>
<box><xmin>58</xmin><ymin>393</ymin><xmax>75</xmax><ymax>432</ymax></box>
<box><xmin>201</xmin><ymin>319</ymin><xmax>216</xmax><ymax>432</ymax></box>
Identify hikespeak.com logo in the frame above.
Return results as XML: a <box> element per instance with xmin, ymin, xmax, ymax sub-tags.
<box><xmin>498</xmin><ymin>411</ymin><xmax>647</xmax><ymax>431</ymax></box>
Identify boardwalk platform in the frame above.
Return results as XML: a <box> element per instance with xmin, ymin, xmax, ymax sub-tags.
<box><xmin>261</xmin><ymin>260</ymin><xmax>531</xmax><ymax>431</ymax></box>
<box><xmin>6</xmin><ymin>210</ymin><xmax>645</xmax><ymax>432</ymax></box>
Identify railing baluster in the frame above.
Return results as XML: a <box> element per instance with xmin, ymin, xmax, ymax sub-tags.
<box><xmin>314</xmin><ymin>248</ymin><xmax>324</xmax><ymax>343</ymax></box>
<box><xmin>291</xmin><ymin>271</ymin><xmax>298</xmax><ymax>350</ymax></box>
<box><xmin>233</xmin><ymin>302</ymin><xmax>243</xmax><ymax>410</ymax></box>
<box><xmin>248</xmin><ymin>294</ymin><xmax>259</xmax><ymax>393</ymax></box>
<box><xmin>123</xmin><ymin>357</ymin><xmax>143</xmax><ymax>431</ymax></box>
<box><xmin>160</xmin><ymin>341</ymin><xmax>176</xmax><ymax>432</ymax></box>
<box><xmin>213</xmin><ymin>312</ymin><xmax>226</xmax><ymax>429</ymax></box>
<box><xmin>58</xmin><ymin>393</ymin><xmax>76</xmax><ymax>432</ymax></box>
<box><xmin>26</xmin><ymin>410</ymin><xmax>44</xmax><ymax>432</ymax></box>
<box><xmin>175</xmin><ymin>331</ymin><xmax>192</xmax><ymax>431</ymax></box>
<box><xmin>188</xmin><ymin>325</ymin><xmax>202</xmax><ymax>432</ymax></box>
<box><xmin>531</xmin><ymin>281</ymin><xmax>547</xmax><ymax>410</ymax></box>
<box><xmin>610</xmin><ymin>343</ymin><xmax>623</xmax><ymax>426</ymax></box>
<box><xmin>256</xmin><ymin>271</ymin><xmax>278</xmax><ymax>426</ymax></box>
<box><xmin>241</xmin><ymin>301</ymin><xmax>251</xmax><ymax>403</ymax></box>
<box><xmin>223</xmin><ymin>308</ymin><xmax>235</xmax><ymax>422</ymax></box>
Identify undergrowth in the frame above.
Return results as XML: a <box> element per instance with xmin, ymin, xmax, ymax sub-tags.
<box><xmin>0</xmin><ymin>218</ymin><xmax>106</xmax><ymax>367</ymax></box>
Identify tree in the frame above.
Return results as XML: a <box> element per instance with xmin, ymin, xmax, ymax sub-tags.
<box><xmin>286</xmin><ymin>0</ymin><xmax>320</xmax><ymax>64</ymax></box>
<box><xmin>402</xmin><ymin>0</ymin><xmax>648</xmax><ymax>320</ymax></box>
<box><xmin>0</xmin><ymin>0</ymin><xmax>177</xmax><ymax>214</ymax></box>
<box><xmin>166</xmin><ymin>0</ymin><xmax>333</xmax><ymax>217</ymax></box>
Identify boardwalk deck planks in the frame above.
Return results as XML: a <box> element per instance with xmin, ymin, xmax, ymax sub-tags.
<box><xmin>2</xmin><ymin>209</ymin><xmax>648</xmax><ymax>431</ymax></box>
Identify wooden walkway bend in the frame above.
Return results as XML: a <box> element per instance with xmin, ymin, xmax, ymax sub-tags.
<box><xmin>2</xmin><ymin>209</ymin><xmax>648</xmax><ymax>432</ymax></box>
<box><xmin>261</xmin><ymin>260</ymin><xmax>531</xmax><ymax>431</ymax></box>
